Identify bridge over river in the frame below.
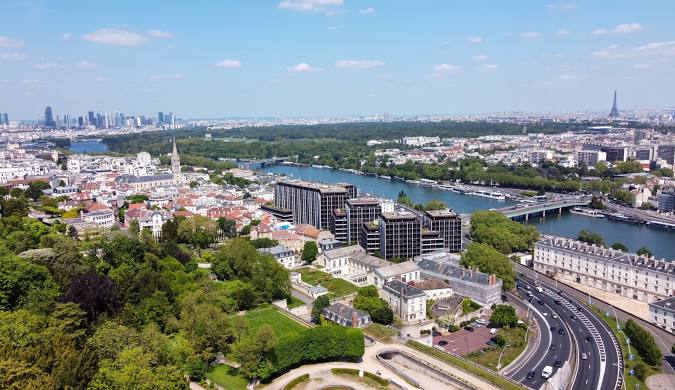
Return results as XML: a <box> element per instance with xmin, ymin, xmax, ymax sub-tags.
<box><xmin>496</xmin><ymin>196</ymin><xmax>592</xmax><ymax>220</ymax></box>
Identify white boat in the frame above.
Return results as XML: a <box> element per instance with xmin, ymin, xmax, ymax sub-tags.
<box><xmin>379</xmin><ymin>175</ymin><xmax>392</xmax><ymax>180</ymax></box>
<box><xmin>418</xmin><ymin>179</ymin><xmax>437</xmax><ymax>187</ymax></box>
<box><xmin>470</xmin><ymin>190</ymin><xmax>506</xmax><ymax>200</ymax></box>
<box><xmin>569</xmin><ymin>207</ymin><xmax>605</xmax><ymax>218</ymax></box>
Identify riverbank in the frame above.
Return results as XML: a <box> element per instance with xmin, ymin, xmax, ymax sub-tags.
<box><xmin>259</xmin><ymin>164</ymin><xmax>675</xmax><ymax>258</ymax></box>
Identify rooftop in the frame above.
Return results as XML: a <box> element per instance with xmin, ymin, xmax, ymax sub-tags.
<box><xmin>277</xmin><ymin>179</ymin><xmax>348</xmax><ymax>194</ymax></box>
<box><xmin>383</xmin><ymin>279</ymin><xmax>426</xmax><ymax>298</ymax></box>
<box><xmin>375</xmin><ymin>261</ymin><xmax>420</xmax><ymax>279</ymax></box>
<box><xmin>417</xmin><ymin>258</ymin><xmax>500</xmax><ymax>286</ymax></box>
<box><xmin>424</xmin><ymin>209</ymin><xmax>458</xmax><ymax>218</ymax></box>
<box><xmin>381</xmin><ymin>212</ymin><xmax>418</xmax><ymax>221</ymax></box>
<box><xmin>324</xmin><ymin>302</ymin><xmax>370</xmax><ymax>319</ymax></box>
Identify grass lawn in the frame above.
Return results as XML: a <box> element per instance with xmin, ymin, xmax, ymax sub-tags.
<box><xmin>407</xmin><ymin>340</ymin><xmax>525</xmax><ymax>390</ymax></box>
<box><xmin>287</xmin><ymin>296</ymin><xmax>305</xmax><ymax>309</ymax></box>
<box><xmin>590</xmin><ymin>306</ymin><xmax>661</xmax><ymax>389</ymax></box>
<box><xmin>206</xmin><ymin>365</ymin><xmax>248</xmax><ymax>390</ymax></box>
<box><xmin>242</xmin><ymin>306</ymin><xmax>309</xmax><ymax>338</ymax></box>
<box><xmin>364</xmin><ymin>323</ymin><xmax>398</xmax><ymax>342</ymax></box>
<box><xmin>296</xmin><ymin>267</ymin><xmax>358</xmax><ymax>298</ymax></box>
<box><xmin>465</xmin><ymin>326</ymin><xmax>527</xmax><ymax>371</ymax></box>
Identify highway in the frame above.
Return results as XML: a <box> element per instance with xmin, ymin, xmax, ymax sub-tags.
<box><xmin>518</xmin><ymin>274</ymin><xmax>623</xmax><ymax>390</ymax></box>
<box><xmin>506</xmin><ymin>286</ymin><xmax>572</xmax><ymax>389</ymax></box>
<box><xmin>517</xmin><ymin>263</ymin><xmax>675</xmax><ymax>374</ymax></box>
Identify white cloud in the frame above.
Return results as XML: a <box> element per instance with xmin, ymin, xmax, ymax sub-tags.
<box><xmin>558</xmin><ymin>74</ymin><xmax>580</xmax><ymax>80</ymax></box>
<box><xmin>593</xmin><ymin>23</ymin><xmax>642</xmax><ymax>35</ymax></box>
<box><xmin>147</xmin><ymin>29</ymin><xmax>173</xmax><ymax>39</ymax></box>
<box><xmin>335</xmin><ymin>60</ymin><xmax>384</xmax><ymax>69</ymax></box>
<box><xmin>430</xmin><ymin>64</ymin><xmax>460</xmax><ymax>78</ymax></box>
<box><xmin>0</xmin><ymin>52</ymin><xmax>25</xmax><ymax>61</ymax></box>
<box><xmin>479</xmin><ymin>64</ymin><xmax>499</xmax><ymax>72</ymax></box>
<box><xmin>82</xmin><ymin>29</ymin><xmax>148</xmax><ymax>46</ymax></box>
<box><xmin>62</xmin><ymin>32</ymin><xmax>72</xmax><ymax>40</ymax></box>
<box><xmin>472</xmin><ymin>54</ymin><xmax>488</xmax><ymax>61</ymax></box>
<box><xmin>520</xmin><ymin>32</ymin><xmax>541</xmax><ymax>39</ymax></box>
<box><xmin>359</xmin><ymin>7</ymin><xmax>375</xmax><ymax>15</ymax></box>
<box><xmin>592</xmin><ymin>41</ymin><xmax>675</xmax><ymax>59</ymax></box>
<box><xmin>95</xmin><ymin>76</ymin><xmax>108</xmax><ymax>81</ymax></box>
<box><xmin>287</xmin><ymin>63</ymin><xmax>321</xmax><ymax>73</ymax></box>
<box><xmin>74</xmin><ymin>61</ymin><xmax>96</xmax><ymax>69</ymax></box>
<box><xmin>149</xmin><ymin>73</ymin><xmax>184</xmax><ymax>81</ymax></box>
<box><xmin>215</xmin><ymin>59</ymin><xmax>242</xmax><ymax>68</ymax></box>
<box><xmin>277</xmin><ymin>0</ymin><xmax>343</xmax><ymax>14</ymax></box>
<box><xmin>554</xmin><ymin>29</ymin><xmax>570</xmax><ymax>37</ymax></box>
<box><xmin>467</xmin><ymin>35</ymin><xmax>483</xmax><ymax>44</ymax></box>
<box><xmin>547</xmin><ymin>3</ymin><xmax>577</xmax><ymax>10</ymax></box>
<box><xmin>33</xmin><ymin>63</ymin><xmax>65</xmax><ymax>70</ymax></box>
<box><xmin>633</xmin><ymin>63</ymin><xmax>652</xmax><ymax>70</ymax></box>
<box><xmin>33</xmin><ymin>60</ymin><xmax>96</xmax><ymax>70</ymax></box>
<box><xmin>0</xmin><ymin>36</ymin><xmax>24</xmax><ymax>48</ymax></box>
<box><xmin>634</xmin><ymin>40</ymin><xmax>675</xmax><ymax>53</ymax></box>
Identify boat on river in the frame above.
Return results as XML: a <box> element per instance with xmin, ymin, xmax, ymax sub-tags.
<box><xmin>569</xmin><ymin>207</ymin><xmax>605</xmax><ymax>218</ymax></box>
<box><xmin>469</xmin><ymin>190</ymin><xmax>506</xmax><ymax>200</ymax></box>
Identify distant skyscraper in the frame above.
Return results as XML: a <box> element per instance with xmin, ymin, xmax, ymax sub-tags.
<box><xmin>88</xmin><ymin>111</ymin><xmax>95</xmax><ymax>127</ymax></box>
<box><xmin>78</xmin><ymin>116</ymin><xmax>84</xmax><ymax>128</ymax></box>
<box><xmin>158</xmin><ymin>112</ymin><xmax>164</xmax><ymax>125</ymax></box>
<box><xmin>44</xmin><ymin>106</ymin><xmax>56</xmax><ymax>128</ymax></box>
<box><xmin>608</xmin><ymin>90</ymin><xmax>620</xmax><ymax>118</ymax></box>
<box><xmin>0</xmin><ymin>113</ymin><xmax>8</xmax><ymax>125</ymax></box>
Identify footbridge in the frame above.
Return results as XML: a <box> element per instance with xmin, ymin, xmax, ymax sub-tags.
<box><xmin>496</xmin><ymin>196</ymin><xmax>592</xmax><ymax>220</ymax></box>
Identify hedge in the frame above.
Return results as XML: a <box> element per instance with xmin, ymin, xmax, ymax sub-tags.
<box><xmin>331</xmin><ymin>368</ymin><xmax>389</xmax><ymax>386</ymax></box>
<box><xmin>262</xmin><ymin>326</ymin><xmax>365</xmax><ymax>381</ymax></box>
<box><xmin>282</xmin><ymin>374</ymin><xmax>310</xmax><ymax>390</ymax></box>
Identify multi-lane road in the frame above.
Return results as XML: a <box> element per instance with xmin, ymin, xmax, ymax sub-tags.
<box><xmin>510</xmin><ymin>276</ymin><xmax>623</xmax><ymax>390</ymax></box>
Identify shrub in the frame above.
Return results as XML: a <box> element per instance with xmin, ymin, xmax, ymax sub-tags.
<box><xmin>633</xmin><ymin>362</ymin><xmax>647</xmax><ymax>381</ymax></box>
<box><xmin>624</xmin><ymin>320</ymin><xmax>662</xmax><ymax>365</ymax></box>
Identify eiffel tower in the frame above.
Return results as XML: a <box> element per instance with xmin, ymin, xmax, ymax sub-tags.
<box><xmin>608</xmin><ymin>90</ymin><xmax>620</xmax><ymax>118</ymax></box>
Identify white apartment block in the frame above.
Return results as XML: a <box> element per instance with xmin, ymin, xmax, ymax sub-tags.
<box><xmin>381</xmin><ymin>280</ymin><xmax>427</xmax><ymax>323</ymax></box>
<box><xmin>534</xmin><ymin>235</ymin><xmax>675</xmax><ymax>304</ymax></box>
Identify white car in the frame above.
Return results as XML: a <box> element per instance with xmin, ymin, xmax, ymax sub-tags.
<box><xmin>552</xmin><ymin>313</ymin><xmax>558</xmax><ymax>319</ymax></box>
<box><xmin>581</xmin><ymin>353</ymin><xmax>588</xmax><ymax>360</ymax></box>
<box><xmin>542</xmin><ymin>312</ymin><xmax>548</xmax><ymax>316</ymax></box>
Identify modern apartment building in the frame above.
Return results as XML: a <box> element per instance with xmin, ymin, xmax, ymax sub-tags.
<box><xmin>359</xmin><ymin>221</ymin><xmax>380</xmax><ymax>254</ymax></box>
<box><xmin>534</xmin><ymin>235</ymin><xmax>675</xmax><ymax>303</ymax></box>
<box><xmin>576</xmin><ymin>150</ymin><xmax>607</xmax><ymax>167</ymax></box>
<box><xmin>274</xmin><ymin>179</ymin><xmax>352</xmax><ymax>229</ymax></box>
<box><xmin>422</xmin><ymin>209</ymin><xmax>462</xmax><ymax>252</ymax></box>
<box><xmin>379</xmin><ymin>212</ymin><xmax>421</xmax><ymax>260</ymax></box>
<box><xmin>330</xmin><ymin>208</ymin><xmax>348</xmax><ymax>242</ymax></box>
<box><xmin>346</xmin><ymin>198</ymin><xmax>382</xmax><ymax>245</ymax></box>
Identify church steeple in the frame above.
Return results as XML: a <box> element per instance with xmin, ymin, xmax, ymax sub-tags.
<box><xmin>171</xmin><ymin>138</ymin><xmax>181</xmax><ymax>177</ymax></box>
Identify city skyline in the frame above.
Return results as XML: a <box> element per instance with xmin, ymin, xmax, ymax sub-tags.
<box><xmin>1</xmin><ymin>1</ymin><xmax>675</xmax><ymax>118</ymax></box>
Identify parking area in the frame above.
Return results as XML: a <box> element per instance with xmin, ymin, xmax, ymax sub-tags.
<box><xmin>432</xmin><ymin>324</ymin><xmax>495</xmax><ymax>356</ymax></box>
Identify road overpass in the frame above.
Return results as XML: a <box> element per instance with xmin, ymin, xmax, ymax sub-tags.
<box><xmin>496</xmin><ymin>197</ymin><xmax>592</xmax><ymax>221</ymax></box>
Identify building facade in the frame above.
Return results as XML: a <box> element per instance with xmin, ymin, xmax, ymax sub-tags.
<box><xmin>274</xmin><ymin>179</ymin><xmax>351</xmax><ymax>230</ymax></box>
<box><xmin>422</xmin><ymin>209</ymin><xmax>462</xmax><ymax>252</ymax></box>
<box><xmin>649</xmin><ymin>296</ymin><xmax>675</xmax><ymax>334</ymax></box>
<box><xmin>379</xmin><ymin>212</ymin><xmax>421</xmax><ymax>260</ymax></box>
<box><xmin>381</xmin><ymin>280</ymin><xmax>427</xmax><ymax>322</ymax></box>
<box><xmin>534</xmin><ymin>235</ymin><xmax>675</xmax><ymax>304</ymax></box>
<box><xmin>323</xmin><ymin>303</ymin><xmax>371</xmax><ymax>328</ymax></box>
<box><xmin>345</xmin><ymin>198</ymin><xmax>382</xmax><ymax>245</ymax></box>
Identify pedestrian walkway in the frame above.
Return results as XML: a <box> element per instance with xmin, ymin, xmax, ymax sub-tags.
<box><xmin>558</xmin><ymin>279</ymin><xmax>649</xmax><ymax>319</ymax></box>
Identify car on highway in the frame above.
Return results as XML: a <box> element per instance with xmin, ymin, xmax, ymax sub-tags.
<box><xmin>552</xmin><ymin>313</ymin><xmax>558</xmax><ymax>319</ymax></box>
<box><xmin>549</xmin><ymin>344</ymin><xmax>556</xmax><ymax>350</ymax></box>
<box><xmin>581</xmin><ymin>353</ymin><xmax>588</xmax><ymax>360</ymax></box>
<box><xmin>465</xmin><ymin>326</ymin><xmax>474</xmax><ymax>332</ymax></box>
<box><xmin>541</xmin><ymin>366</ymin><xmax>553</xmax><ymax>379</ymax></box>
<box><xmin>586</xmin><ymin>336</ymin><xmax>593</xmax><ymax>342</ymax></box>
<box><xmin>542</xmin><ymin>312</ymin><xmax>548</xmax><ymax>316</ymax></box>
<box><xmin>570</xmin><ymin>314</ymin><xmax>576</xmax><ymax>320</ymax></box>
<box><xmin>526</xmin><ymin>370</ymin><xmax>536</xmax><ymax>380</ymax></box>
<box><xmin>437</xmin><ymin>340</ymin><xmax>448</xmax><ymax>346</ymax></box>
<box><xmin>550</xmin><ymin>326</ymin><xmax>556</xmax><ymax>331</ymax></box>
<box><xmin>538</xmin><ymin>299</ymin><xmax>544</xmax><ymax>305</ymax></box>
<box><xmin>554</xmin><ymin>360</ymin><xmax>562</xmax><ymax>367</ymax></box>
<box><xmin>554</xmin><ymin>300</ymin><xmax>561</xmax><ymax>305</ymax></box>
<box><xmin>577</xmin><ymin>307</ymin><xmax>583</xmax><ymax>311</ymax></box>
<box><xmin>559</xmin><ymin>328</ymin><xmax>566</xmax><ymax>335</ymax></box>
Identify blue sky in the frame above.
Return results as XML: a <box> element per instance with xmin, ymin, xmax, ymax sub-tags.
<box><xmin>1</xmin><ymin>0</ymin><xmax>674</xmax><ymax>119</ymax></box>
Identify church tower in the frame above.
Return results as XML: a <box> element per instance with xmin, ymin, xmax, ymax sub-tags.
<box><xmin>171</xmin><ymin>138</ymin><xmax>181</xmax><ymax>177</ymax></box>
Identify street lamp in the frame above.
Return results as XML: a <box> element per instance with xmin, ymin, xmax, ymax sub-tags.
<box><xmin>497</xmin><ymin>343</ymin><xmax>512</xmax><ymax>371</ymax></box>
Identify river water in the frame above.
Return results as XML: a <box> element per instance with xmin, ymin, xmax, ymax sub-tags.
<box><xmin>69</xmin><ymin>139</ymin><xmax>108</xmax><ymax>154</ymax></box>
<box><xmin>260</xmin><ymin>164</ymin><xmax>675</xmax><ymax>260</ymax></box>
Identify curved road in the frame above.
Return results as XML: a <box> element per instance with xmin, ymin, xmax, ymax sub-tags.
<box><xmin>507</xmin><ymin>285</ymin><xmax>572</xmax><ymax>389</ymax></box>
<box><xmin>519</xmin><ymin>275</ymin><xmax>623</xmax><ymax>390</ymax></box>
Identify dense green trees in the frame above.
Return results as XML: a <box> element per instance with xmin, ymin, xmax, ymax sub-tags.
<box><xmin>301</xmin><ymin>241</ymin><xmax>318</xmax><ymax>264</ymax></box>
<box><xmin>490</xmin><ymin>304</ymin><xmax>518</xmax><ymax>327</ymax></box>
<box><xmin>0</xmin><ymin>255</ymin><xmax>60</xmax><ymax>311</ymax></box>
<box><xmin>352</xmin><ymin>286</ymin><xmax>394</xmax><ymax>325</ymax></box>
<box><xmin>578</xmin><ymin>229</ymin><xmax>604</xmax><ymax>246</ymax></box>
<box><xmin>470</xmin><ymin>211</ymin><xmax>539</xmax><ymax>254</ymax></box>
<box><xmin>611</xmin><ymin>242</ymin><xmax>628</xmax><ymax>251</ymax></box>
<box><xmin>460</xmin><ymin>242</ymin><xmax>515</xmax><ymax>290</ymax></box>
<box><xmin>624</xmin><ymin>319</ymin><xmax>662</xmax><ymax>365</ymax></box>
<box><xmin>636</xmin><ymin>246</ymin><xmax>653</xmax><ymax>257</ymax></box>
<box><xmin>311</xmin><ymin>295</ymin><xmax>330</xmax><ymax>324</ymax></box>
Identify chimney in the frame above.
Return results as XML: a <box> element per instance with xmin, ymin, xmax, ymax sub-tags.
<box><xmin>351</xmin><ymin>310</ymin><xmax>359</xmax><ymax>328</ymax></box>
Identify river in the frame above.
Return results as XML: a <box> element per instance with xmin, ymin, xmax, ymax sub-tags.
<box><xmin>69</xmin><ymin>139</ymin><xmax>108</xmax><ymax>154</ymax></box>
<box><xmin>260</xmin><ymin>164</ymin><xmax>675</xmax><ymax>259</ymax></box>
